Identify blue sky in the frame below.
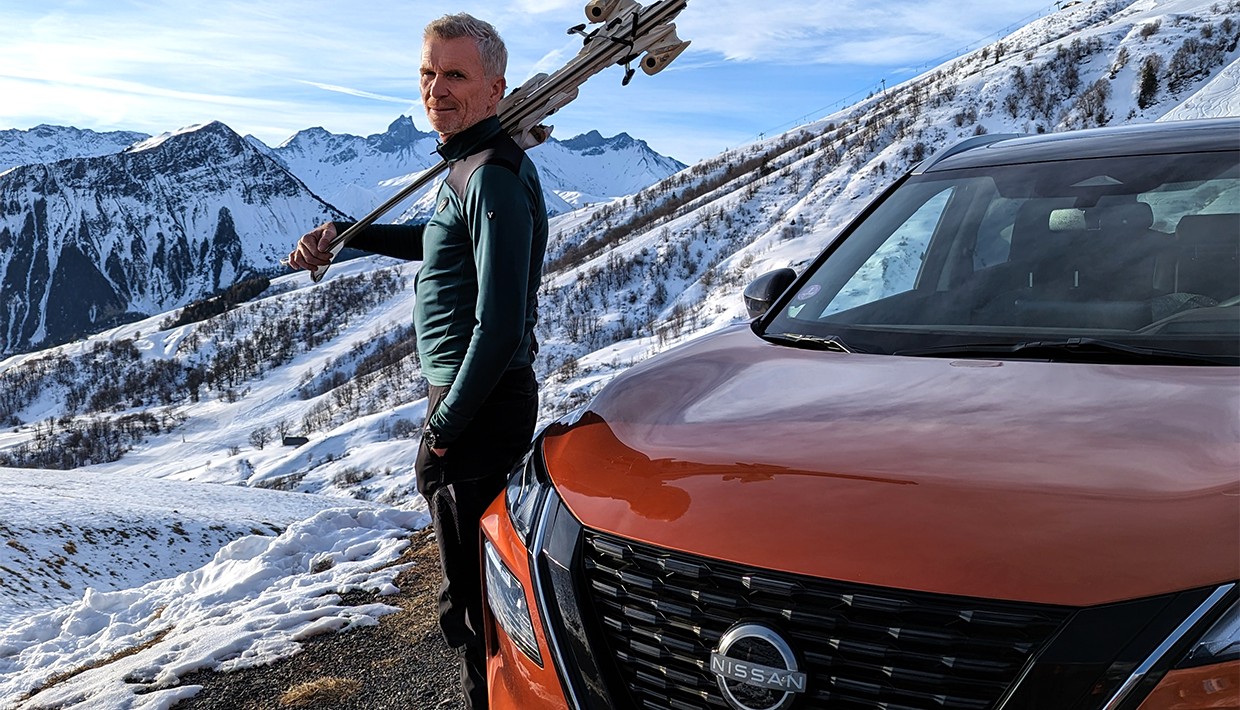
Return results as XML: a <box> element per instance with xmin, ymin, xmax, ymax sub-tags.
<box><xmin>0</xmin><ymin>0</ymin><xmax>1058</xmax><ymax>164</ymax></box>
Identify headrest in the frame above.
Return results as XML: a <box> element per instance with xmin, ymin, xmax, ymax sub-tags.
<box><xmin>1009</xmin><ymin>201</ymin><xmax>1054</xmax><ymax>262</ymax></box>
<box><xmin>1010</xmin><ymin>200</ymin><xmax>1087</xmax><ymax>262</ymax></box>
<box><xmin>1176</xmin><ymin>213</ymin><xmax>1240</xmax><ymax>246</ymax></box>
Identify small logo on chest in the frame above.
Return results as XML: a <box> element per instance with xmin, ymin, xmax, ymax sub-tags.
<box><xmin>487</xmin><ymin>211</ymin><xmax>495</xmax><ymax>219</ymax></box>
<box><xmin>437</xmin><ymin>198</ymin><xmax>449</xmax><ymax>213</ymax></box>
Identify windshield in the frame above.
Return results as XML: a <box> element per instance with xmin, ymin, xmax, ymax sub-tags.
<box><xmin>764</xmin><ymin>150</ymin><xmax>1240</xmax><ymax>363</ymax></box>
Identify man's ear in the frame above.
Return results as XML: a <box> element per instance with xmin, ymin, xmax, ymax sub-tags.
<box><xmin>489</xmin><ymin>76</ymin><xmax>507</xmax><ymax>111</ymax></box>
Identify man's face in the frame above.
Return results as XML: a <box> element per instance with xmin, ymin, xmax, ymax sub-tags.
<box><xmin>420</xmin><ymin>36</ymin><xmax>505</xmax><ymax>141</ymax></box>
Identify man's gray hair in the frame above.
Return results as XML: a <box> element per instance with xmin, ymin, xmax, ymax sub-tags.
<box><xmin>424</xmin><ymin>13</ymin><xmax>508</xmax><ymax>79</ymax></box>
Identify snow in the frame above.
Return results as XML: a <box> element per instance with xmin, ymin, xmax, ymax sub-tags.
<box><xmin>0</xmin><ymin>244</ymin><xmax>439</xmax><ymax>704</ymax></box>
<box><xmin>1161</xmin><ymin>56</ymin><xmax>1240</xmax><ymax>120</ymax></box>
<box><xmin>0</xmin><ymin>468</ymin><xmax>374</xmax><ymax>628</ymax></box>
<box><xmin>0</xmin><ymin>505</ymin><xmax>425</xmax><ymax>710</ymax></box>
<box><xmin>125</xmin><ymin>124</ymin><xmax>212</xmax><ymax>154</ymax></box>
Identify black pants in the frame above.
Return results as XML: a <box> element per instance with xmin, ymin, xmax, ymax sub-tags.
<box><xmin>415</xmin><ymin>367</ymin><xmax>538</xmax><ymax>710</ymax></box>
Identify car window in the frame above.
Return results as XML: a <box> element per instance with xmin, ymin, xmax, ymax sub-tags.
<box><xmin>765</xmin><ymin>151</ymin><xmax>1240</xmax><ymax>362</ymax></box>
<box><xmin>1144</xmin><ymin>174</ymin><xmax>1239</xmax><ymax>232</ymax></box>
<box><xmin>818</xmin><ymin>187</ymin><xmax>953</xmax><ymax>317</ymax></box>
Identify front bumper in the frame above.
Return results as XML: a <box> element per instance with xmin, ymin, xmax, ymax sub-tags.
<box><xmin>481</xmin><ymin>474</ymin><xmax>1239</xmax><ymax>710</ymax></box>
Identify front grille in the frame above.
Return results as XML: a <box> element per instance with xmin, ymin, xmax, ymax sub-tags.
<box><xmin>582</xmin><ymin>531</ymin><xmax>1072</xmax><ymax>710</ymax></box>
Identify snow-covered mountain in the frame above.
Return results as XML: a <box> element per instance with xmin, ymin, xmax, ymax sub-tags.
<box><xmin>249</xmin><ymin>116</ymin><xmax>686</xmax><ymax>221</ymax></box>
<box><xmin>0</xmin><ymin>116</ymin><xmax>678</xmax><ymax>355</ymax></box>
<box><xmin>536</xmin><ymin>130</ymin><xmax>687</xmax><ymax>207</ymax></box>
<box><xmin>0</xmin><ymin>125</ymin><xmax>149</xmax><ymax>174</ymax></box>
<box><xmin>0</xmin><ymin>1</ymin><xmax>1236</xmax><ymax>707</ymax></box>
<box><xmin>0</xmin><ymin>121</ymin><xmax>344</xmax><ymax>353</ymax></box>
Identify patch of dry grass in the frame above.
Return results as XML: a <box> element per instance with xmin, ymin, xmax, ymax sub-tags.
<box><xmin>279</xmin><ymin>677</ymin><xmax>363</xmax><ymax>707</ymax></box>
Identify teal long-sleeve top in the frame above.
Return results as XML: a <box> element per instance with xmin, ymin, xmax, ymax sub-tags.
<box><xmin>340</xmin><ymin>116</ymin><xmax>548</xmax><ymax>443</ymax></box>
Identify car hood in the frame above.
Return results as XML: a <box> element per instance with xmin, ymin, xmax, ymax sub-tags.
<box><xmin>543</xmin><ymin>325</ymin><xmax>1240</xmax><ymax>607</ymax></box>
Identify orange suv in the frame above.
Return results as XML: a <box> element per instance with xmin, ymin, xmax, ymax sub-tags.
<box><xmin>480</xmin><ymin>118</ymin><xmax>1240</xmax><ymax>710</ymax></box>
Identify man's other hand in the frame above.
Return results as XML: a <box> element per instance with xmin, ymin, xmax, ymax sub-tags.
<box><xmin>514</xmin><ymin>124</ymin><xmax>552</xmax><ymax>150</ymax></box>
<box><xmin>286</xmin><ymin>222</ymin><xmax>338</xmax><ymax>270</ymax></box>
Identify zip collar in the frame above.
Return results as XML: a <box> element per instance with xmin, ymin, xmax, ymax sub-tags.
<box><xmin>436</xmin><ymin>115</ymin><xmax>503</xmax><ymax>162</ymax></box>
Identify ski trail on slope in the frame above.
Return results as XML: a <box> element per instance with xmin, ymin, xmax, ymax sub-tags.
<box><xmin>1160</xmin><ymin>56</ymin><xmax>1240</xmax><ymax>121</ymax></box>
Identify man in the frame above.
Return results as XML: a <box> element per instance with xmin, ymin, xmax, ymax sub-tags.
<box><xmin>286</xmin><ymin>13</ymin><xmax>547</xmax><ymax>709</ymax></box>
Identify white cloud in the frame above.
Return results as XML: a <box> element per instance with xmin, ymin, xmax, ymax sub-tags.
<box><xmin>677</xmin><ymin>0</ymin><xmax>1053</xmax><ymax>65</ymax></box>
<box><xmin>296</xmin><ymin>81</ymin><xmax>419</xmax><ymax>104</ymax></box>
<box><xmin>528</xmin><ymin>37</ymin><xmax>582</xmax><ymax>77</ymax></box>
<box><xmin>0</xmin><ymin>0</ymin><xmax>1055</xmax><ymax>162</ymax></box>
<box><xmin>504</xmin><ymin>0</ymin><xmax>583</xmax><ymax>15</ymax></box>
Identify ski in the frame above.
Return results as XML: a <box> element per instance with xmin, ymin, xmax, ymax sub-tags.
<box><xmin>287</xmin><ymin>0</ymin><xmax>690</xmax><ymax>282</ymax></box>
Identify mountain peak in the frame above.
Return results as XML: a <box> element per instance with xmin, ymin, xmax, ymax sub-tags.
<box><xmin>370</xmin><ymin>116</ymin><xmax>434</xmax><ymax>153</ymax></box>
<box><xmin>557</xmin><ymin>130</ymin><xmax>642</xmax><ymax>153</ymax></box>
<box><xmin>125</xmin><ymin>121</ymin><xmax>239</xmax><ymax>155</ymax></box>
<box><xmin>385</xmin><ymin>115</ymin><xmax>419</xmax><ymax>134</ymax></box>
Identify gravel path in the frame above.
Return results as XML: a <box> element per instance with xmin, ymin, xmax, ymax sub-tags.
<box><xmin>171</xmin><ymin>528</ymin><xmax>464</xmax><ymax>710</ymax></box>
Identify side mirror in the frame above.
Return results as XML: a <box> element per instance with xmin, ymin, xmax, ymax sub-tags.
<box><xmin>743</xmin><ymin>268</ymin><xmax>797</xmax><ymax>319</ymax></box>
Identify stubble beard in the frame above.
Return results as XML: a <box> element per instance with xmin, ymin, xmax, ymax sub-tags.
<box><xmin>426</xmin><ymin>109</ymin><xmax>460</xmax><ymax>138</ymax></box>
<box><xmin>426</xmin><ymin>100</ymin><xmax>495</xmax><ymax>142</ymax></box>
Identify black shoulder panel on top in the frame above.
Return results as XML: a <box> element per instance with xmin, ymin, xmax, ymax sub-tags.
<box><xmin>445</xmin><ymin>131</ymin><xmax>525</xmax><ymax>200</ymax></box>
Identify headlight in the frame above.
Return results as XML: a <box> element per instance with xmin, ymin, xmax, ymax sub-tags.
<box><xmin>506</xmin><ymin>444</ymin><xmax>549</xmax><ymax>545</ymax></box>
<box><xmin>484</xmin><ymin>538</ymin><xmax>542</xmax><ymax>665</ymax></box>
<box><xmin>1180</xmin><ymin>597</ymin><xmax>1239</xmax><ymax>667</ymax></box>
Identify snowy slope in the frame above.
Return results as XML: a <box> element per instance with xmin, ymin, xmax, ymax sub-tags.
<box><xmin>0</xmin><ymin>259</ymin><xmax>433</xmax><ymax>704</ymax></box>
<box><xmin>0</xmin><ymin>1</ymin><xmax>1235</xmax><ymax>707</ymax></box>
<box><xmin>0</xmin><ymin>506</ymin><xmax>424</xmax><ymax>710</ymax></box>
<box><xmin>0</xmin><ymin>469</ymin><xmax>379</xmax><ymax>627</ymax></box>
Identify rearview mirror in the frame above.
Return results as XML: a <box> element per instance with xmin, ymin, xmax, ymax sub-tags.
<box><xmin>743</xmin><ymin>268</ymin><xmax>796</xmax><ymax>319</ymax></box>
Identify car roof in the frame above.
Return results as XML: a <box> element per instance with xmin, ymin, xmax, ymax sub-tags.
<box><xmin>923</xmin><ymin>117</ymin><xmax>1240</xmax><ymax>172</ymax></box>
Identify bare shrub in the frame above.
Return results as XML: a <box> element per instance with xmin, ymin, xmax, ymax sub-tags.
<box><xmin>249</xmin><ymin>426</ymin><xmax>270</xmax><ymax>450</ymax></box>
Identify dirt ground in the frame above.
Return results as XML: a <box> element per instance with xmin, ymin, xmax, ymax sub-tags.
<box><xmin>170</xmin><ymin>528</ymin><xmax>465</xmax><ymax>710</ymax></box>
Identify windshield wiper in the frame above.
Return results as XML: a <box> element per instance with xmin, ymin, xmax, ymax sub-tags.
<box><xmin>762</xmin><ymin>332</ymin><xmax>857</xmax><ymax>353</ymax></box>
<box><xmin>894</xmin><ymin>337</ymin><xmax>1233</xmax><ymax>366</ymax></box>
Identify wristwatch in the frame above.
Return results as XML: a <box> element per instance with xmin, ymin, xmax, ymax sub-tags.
<box><xmin>423</xmin><ymin>426</ymin><xmax>446</xmax><ymax>451</ymax></box>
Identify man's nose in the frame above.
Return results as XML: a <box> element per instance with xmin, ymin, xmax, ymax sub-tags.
<box><xmin>427</xmin><ymin>75</ymin><xmax>451</xmax><ymax>98</ymax></box>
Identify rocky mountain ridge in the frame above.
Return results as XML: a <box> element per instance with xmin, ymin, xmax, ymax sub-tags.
<box><xmin>0</xmin><ymin>120</ymin><xmax>343</xmax><ymax>352</ymax></box>
<box><xmin>0</xmin><ymin>115</ymin><xmax>682</xmax><ymax>354</ymax></box>
<box><xmin>0</xmin><ymin>125</ymin><xmax>150</xmax><ymax>174</ymax></box>
<box><xmin>247</xmin><ymin>116</ymin><xmax>686</xmax><ymax>220</ymax></box>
